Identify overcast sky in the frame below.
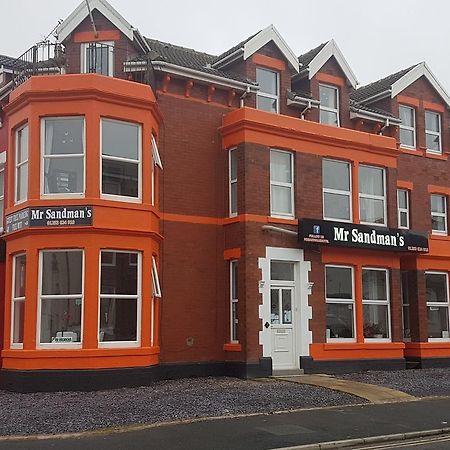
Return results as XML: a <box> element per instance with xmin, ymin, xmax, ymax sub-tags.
<box><xmin>1</xmin><ymin>0</ymin><xmax>449</xmax><ymax>91</ymax></box>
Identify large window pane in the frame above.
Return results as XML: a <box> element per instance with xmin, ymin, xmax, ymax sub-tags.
<box><xmin>320</xmin><ymin>85</ymin><xmax>337</xmax><ymax>109</ymax></box>
<box><xmin>399</xmin><ymin>105</ymin><xmax>414</xmax><ymax>127</ymax></box>
<box><xmin>42</xmin><ymin>251</ymin><xmax>83</xmax><ymax>295</ymax></box>
<box><xmin>271</xmin><ymin>185</ymin><xmax>292</xmax><ymax>215</ymax></box>
<box><xmin>271</xmin><ymin>261</ymin><xmax>294</xmax><ymax>281</ymax></box>
<box><xmin>431</xmin><ymin>194</ymin><xmax>446</xmax><ymax>213</ymax></box>
<box><xmin>320</xmin><ymin>110</ymin><xmax>338</xmax><ymax>126</ymax></box>
<box><xmin>426</xmin><ymin>133</ymin><xmax>441</xmax><ymax>152</ymax></box>
<box><xmin>44</xmin><ymin>118</ymin><xmax>84</xmax><ymax>155</ymax></box>
<box><xmin>12</xmin><ymin>254</ymin><xmax>26</xmax><ymax>345</ymax></box>
<box><xmin>14</xmin><ymin>255</ymin><xmax>26</xmax><ymax>298</ymax></box>
<box><xmin>400</xmin><ymin>128</ymin><xmax>414</xmax><ymax>147</ymax></box>
<box><xmin>102</xmin><ymin>120</ymin><xmax>139</xmax><ymax>160</ymax></box>
<box><xmin>326</xmin><ymin>266</ymin><xmax>353</xmax><ymax>300</ymax></box>
<box><xmin>363</xmin><ymin>304</ymin><xmax>389</xmax><ymax>338</ymax></box>
<box><xmin>428</xmin><ymin>306</ymin><xmax>449</xmax><ymax>339</ymax></box>
<box><xmin>86</xmin><ymin>44</ymin><xmax>110</xmax><ymax>75</ymax></box>
<box><xmin>324</xmin><ymin>192</ymin><xmax>350</xmax><ymax>221</ymax></box>
<box><xmin>12</xmin><ymin>301</ymin><xmax>25</xmax><ymax>344</ymax></box>
<box><xmin>359</xmin><ymin>166</ymin><xmax>384</xmax><ymax>196</ymax></box>
<box><xmin>425</xmin><ymin>111</ymin><xmax>440</xmax><ymax>132</ymax></box>
<box><xmin>323</xmin><ymin>160</ymin><xmax>350</xmax><ymax>191</ymax></box>
<box><xmin>270</xmin><ymin>151</ymin><xmax>292</xmax><ymax>183</ymax></box>
<box><xmin>327</xmin><ymin>303</ymin><xmax>354</xmax><ymax>339</ymax></box>
<box><xmin>360</xmin><ymin>198</ymin><xmax>385</xmax><ymax>224</ymax></box>
<box><xmin>44</xmin><ymin>157</ymin><xmax>84</xmax><ymax>194</ymax></box>
<box><xmin>40</xmin><ymin>298</ymin><xmax>82</xmax><ymax>343</ymax></box>
<box><xmin>363</xmin><ymin>269</ymin><xmax>387</xmax><ymax>301</ymax></box>
<box><xmin>426</xmin><ymin>273</ymin><xmax>448</xmax><ymax>303</ymax></box>
<box><xmin>102</xmin><ymin>159</ymin><xmax>139</xmax><ymax>198</ymax></box>
<box><xmin>257</xmin><ymin>96</ymin><xmax>277</xmax><ymax>113</ymax></box>
<box><xmin>256</xmin><ymin>68</ymin><xmax>277</xmax><ymax>95</ymax></box>
<box><xmin>101</xmin><ymin>252</ymin><xmax>137</xmax><ymax>295</ymax></box>
<box><xmin>99</xmin><ymin>298</ymin><xmax>137</xmax><ymax>342</ymax></box>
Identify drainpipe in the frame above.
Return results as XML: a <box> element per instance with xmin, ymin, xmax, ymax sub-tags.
<box><xmin>240</xmin><ymin>85</ymin><xmax>251</xmax><ymax>108</ymax></box>
<box><xmin>300</xmin><ymin>100</ymin><xmax>312</xmax><ymax>119</ymax></box>
<box><xmin>380</xmin><ymin>117</ymin><xmax>390</xmax><ymax>134</ymax></box>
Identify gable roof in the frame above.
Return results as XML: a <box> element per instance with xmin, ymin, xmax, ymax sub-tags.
<box><xmin>144</xmin><ymin>38</ymin><xmax>255</xmax><ymax>85</ymax></box>
<box><xmin>299</xmin><ymin>39</ymin><xmax>357</xmax><ymax>88</ymax></box>
<box><xmin>352</xmin><ymin>62</ymin><xmax>450</xmax><ymax>107</ymax></box>
<box><xmin>212</xmin><ymin>25</ymin><xmax>299</xmax><ymax>73</ymax></box>
<box><xmin>56</xmin><ymin>0</ymin><xmax>149</xmax><ymax>53</ymax></box>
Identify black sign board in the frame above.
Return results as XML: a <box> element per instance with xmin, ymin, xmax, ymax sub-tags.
<box><xmin>6</xmin><ymin>206</ymin><xmax>93</xmax><ymax>233</ymax></box>
<box><xmin>299</xmin><ymin>218</ymin><xmax>429</xmax><ymax>253</ymax></box>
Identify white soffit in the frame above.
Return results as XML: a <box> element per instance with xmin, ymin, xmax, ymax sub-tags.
<box><xmin>391</xmin><ymin>62</ymin><xmax>450</xmax><ymax>107</ymax></box>
<box><xmin>243</xmin><ymin>25</ymin><xmax>299</xmax><ymax>73</ymax></box>
<box><xmin>308</xmin><ymin>39</ymin><xmax>358</xmax><ymax>88</ymax></box>
<box><xmin>56</xmin><ymin>0</ymin><xmax>134</xmax><ymax>42</ymax></box>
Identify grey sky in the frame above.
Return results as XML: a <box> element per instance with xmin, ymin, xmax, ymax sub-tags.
<box><xmin>2</xmin><ymin>0</ymin><xmax>449</xmax><ymax>91</ymax></box>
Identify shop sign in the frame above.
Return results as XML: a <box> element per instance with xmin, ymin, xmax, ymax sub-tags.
<box><xmin>299</xmin><ymin>218</ymin><xmax>429</xmax><ymax>253</ymax></box>
<box><xmin>5</xmin><ymin>206</ymin><xmax>93</xmax><ymax>233</ymax></box>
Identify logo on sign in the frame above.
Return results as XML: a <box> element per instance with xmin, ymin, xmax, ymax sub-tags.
<box><xmin>313</xmin><ymin>225</ymin><xmax>321</xmax><ymax>234</ymax></box>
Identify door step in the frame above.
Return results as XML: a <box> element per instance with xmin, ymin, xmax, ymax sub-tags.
<box><xmin>272</xmin><ymin>368</ymin><xmax>305</xmax><ymax>377</ymax></box>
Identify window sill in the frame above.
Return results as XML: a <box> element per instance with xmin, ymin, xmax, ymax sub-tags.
<box><xmin>37</xmin><ymin>343</ymin><xmax>83</xmax><ymax>350</ymax></box>
<box><xmin>363</xmin><ymin>338</ymin><xmax>391</xmax><ymax>343</ymax></box>
<box><xmin>430</xmin><ymin>233</ymin><xmax>449</xmax><ymax>239</ymax></box>
<box><xmin>98</xmin><ymin>341</ymin><xmax>141</xmax><ymax>349</ymax></box>
<box><xmin>428</xmin><ymin>338</ymin><xmax>450</xmax><ymax>343</ymax></box>
<box><xmin>100</xmin><ymin>194</ymin><xmax>142</xmax><ymax>204</ymax></box>
<box><xmin>426</xmin><ymin>151</ymin><xmax>447</xmax><ymax>161</ymax></box>
<box><xmin>268</xmin><ymin>216</ymin><xmax>298</xmax><ymax>225</ymax></box>
<box><xmin>326</xmin><ymin>338</ymin><xmax>356</xmax><ymax>344</ymax></box>
<box><xmin>41</xmin><ymin>193</ymin><xmax>85</xmax><ymax>199</ymax></box>
<box><xmin>223</xmin><ymin>343</ymin><xmax>242</xmax><ymax>352</ymax></box>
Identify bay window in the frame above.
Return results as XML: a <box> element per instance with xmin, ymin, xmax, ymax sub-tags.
<box><xmin>270</xmin><ymin>149</ymin><xmax>294</xmax><ymax>218</ymax></box>
<box><xmin>325</xmin><ymin>265</ymin><xmax>355</xmax><ymax>340</ymax></box>
<box><xmin>359</xmin><ymin>165</ymin><xmax>386</xmax><ymax>225</ymax></box>
<box><xmin>399</xmin><ymin>105</ymin><xmax>416</xmax><ymax>149</ymax></box>
<box><xmin>426</xmin><ymin>272</ymin><xmax>449</xmax><ymax>340</ymax></box>
<box><xmin>39</xmin><ymin>250</ymin><xmax>83</xmax><ymax>346</ymax></box>
<box><xmin>425</xmin><ymin>111</ymin><xmax>442</xmax><ymax>154</ymax></box>
<box><xmin>362</xmin><ymin>268</ymin><xmax>390</xmax><ymax>340</ymax></box>
<box><xmin>256</xmin><ymin>68</ymin><xmax>279</xmax><ymax>113</ymax></box>
<box><xmin>319</xmin><ymin>85</ymin><xmax>339</xmax><ymax>127</ymax></box>
<box><xmin>431</xmin><ymin>194</ymin><xmax>447</xmax><ymax>235</ymax></box>
<box><xmin>15</xmin><ymin>124</ymin><xmax>28</xmax><ymax>204</ymax></box>
<box><xmin>322</xmin><ymin>159</ymin><xmax>351</xmax><ymax>221</ymax></box>
<box><xmin>12</xmin><ymin>254</ymin><xmax>26</xmax><ymax>346</ymax></box>
<box><xmin>101</xmin><ymin>118</ymin><xmax>141</xmax><ymax>201</ymax></box>
<box><xmin>42</xmin><ymin>117</ymin><xmax>85</xmax><ymax>196</ymax></box>
<box><xmin>99</xmin><ymin>250</ymin><xmax>141</xmax><ymax>345</ymax></box>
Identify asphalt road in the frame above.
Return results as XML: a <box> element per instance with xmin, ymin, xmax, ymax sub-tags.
<box><xmin>1</xmin><ymin>397</ymin><xmax>450</xmax><ymax>450</ymax></box>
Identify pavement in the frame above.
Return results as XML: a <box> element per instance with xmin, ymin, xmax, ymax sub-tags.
<box><xmin>1</xmin><ymin>396</ymin><xmax>450</xmax><ymax>450</ymax></box>
<box><xmin>274</xmin><ymin>374</ymin><xmax>415</xmax><ymax>403</ymax></box>
<box><xmin>0</xmin><ymin>373</ymin><xmax>449</xmax><ymax>450</ymax></box>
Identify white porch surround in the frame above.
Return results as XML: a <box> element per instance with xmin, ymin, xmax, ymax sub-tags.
<box><xmin>258</xmin><ymin>247</ymin><xmax>312</xmax><ymax>363</ymax></box>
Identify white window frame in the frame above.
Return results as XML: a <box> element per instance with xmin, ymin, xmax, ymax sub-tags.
<box><xmin>359</xmin><ymin>165</ymin><xmax>387</xmax><ymax>226</ymax></box>
<box><xmin>319</xmin><ymin>84</ymin><xmax>340</xmax><ymax>127</ymax></box>
<box><xmin>322</xmin><ymin>159</ymin><xmax>352</xmax><ymax>222</ymax></box>
<box><xmin>270</xmin><ymin>149</ymin><xmax>294</xmax><ymax>219</ymax></box>
<box><xmin>151</xmin><ymin>134</ymin><xmax>163</xmax><ymax>206</ymax></box>
<box><xmin>325</xmin><ymin>265</ymin><xmax>356</xmax><ymax>343</ymax></box>
<box><xmin>98</xmin><ymin>250</ymin><xmax>142</xmax><ymax>348</ymax></box>
<box><xmin>40</xmin><ymin>116</ymin><xmax>86</xmax><ymax>199</ymax></box>
<box><xmin>37</xmin><ymin>249</ymin><xmax>84</xmax><ymax>349</ymax></box>
<box><xmin>100</xmin><ymin>118</ymin><xmax>142</xmax><ymax>203</ymax></box>
<box><xmin>397</xmin><ymin>189</ymin><xmax>410</xmax><ymax>229</ymax></box>
<box><xmin>15</xmin><ymin>124</ymin><xmax>28</xmax><ymax>205</ymax></box>
<box><xmin>229</xmin><ymin>147</ymin><xmax>237</xmax><ymax>217</ymax></box>
<box><xmin>399</xmin><ymin>105</ymin><xmax>416</xmax><ymax>150</ymax></box>
<box><xmin>0</xmin><ymin>153</ymin><xmax>5</xmax><ymax>233</ymax></box>
<box><xmin>152</xmin><ymin>256</ymin><xmax>161</xmax><ymax>298</ymax></box>
<box><xmin>256</xmin><ymin>67</ymin><xmax>280</xmax><ymax>114</ymax></box>
<box><xmin>11</xmin><ymin>253</ymin><xmax>26</xmax><ymax>349</ymax></box>
<box><xmin>230</xmin><ymin>259</ymin><xmax>238</xmax><ymax>343</ymax></box>
<box><xmin>401</xmin><ymin>271</ymin><xmax>411</xmax><ymax>342</ymax></box>
<box><xmin>362</xmin><ymin>267</ymin><xmax>391</xmax><ymax>342</ymax></box>
<box><xmin>426</xmin><ymin>271</ymin><xmax>450</xmax><ymax>342</ymax></box>
<box><xmin>80</xmin><ymin>41</ymin><xmax>114</xmax><ymax>76</ymax></box>
<box><xmin>431</xmin><ymin>194</ymin><xmax>448</xmax><ymax>236</ymax></box>
<box><xmin>425</xmin><ymin>110</ymin><xmax>442</xmax><ymax>155</ymax></box>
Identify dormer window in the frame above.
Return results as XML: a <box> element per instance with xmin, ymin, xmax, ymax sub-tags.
<box><xmin>319</xmin><ymin>84</ymin><xmax>339</xmax><ymax>127</ymax></box>
<box><xmin>425</xmin><ymin>110</ymin><xmax>442</xmax><ymax>154</ymax></box>
<box><xmin>81</xmin><ymin>42</ymin><xmax>114</xmax><ymax>76</ymax></box>
<box><xmin>256</xmin><ymin>68</ymin><xmax>279</xmax><ymax>113</ymax></box>
<box><xmin>399</xmin><ymin>105</ymin><xmax>416</xmax><ymax>149</ymax></box>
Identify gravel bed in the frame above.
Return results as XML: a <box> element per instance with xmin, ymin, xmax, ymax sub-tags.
<box><xmin>0</xmin><ymin>377</ymin><xmax>363</xmax><ymax>436</ymax></box>
<box><xmin>341</xmin><ymin>368</ymin><xmax>450</xmax><ymax>397</ymax></box>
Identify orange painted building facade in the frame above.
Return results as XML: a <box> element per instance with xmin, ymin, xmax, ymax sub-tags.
<box><xmin>0</xmin><ymin>0</ymin><xmax>450</xmax><ymax>390</ymax></box>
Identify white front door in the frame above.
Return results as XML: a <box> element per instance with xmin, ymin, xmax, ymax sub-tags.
<box><xmin>270</xmin><ymin>286</ymin><xmax>296</xmax><ymax>369</ymax></box>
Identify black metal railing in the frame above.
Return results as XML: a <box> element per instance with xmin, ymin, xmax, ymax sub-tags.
<box><xmin>11</xmin><ymin>41</ymin><xmax>65</xmax><ymax>87</ymax></box>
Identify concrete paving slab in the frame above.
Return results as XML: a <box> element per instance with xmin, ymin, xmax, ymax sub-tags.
<box><xmin>274</xmin><ymin>374</ymin><xmax>416</xmax><ymax>403</ymax></box>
